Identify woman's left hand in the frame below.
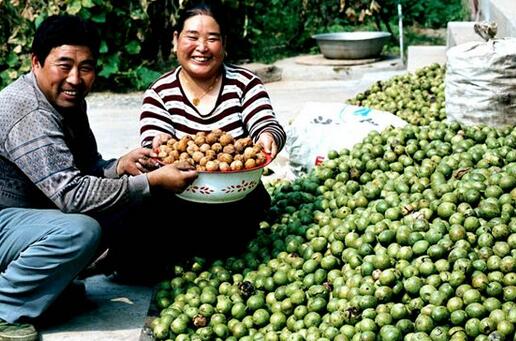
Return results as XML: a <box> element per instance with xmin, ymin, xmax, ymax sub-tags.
<box><xmin>257</xmin><ymin>132</ymin><xmax>278</xmax><ymax>159</ymax></box>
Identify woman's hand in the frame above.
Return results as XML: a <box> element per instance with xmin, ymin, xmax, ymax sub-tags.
<box><xmin>117</xmin><ymin>147</ymin><xmax>157</xmax><ymax>176</ymax></box>
<box><xmin>257</xmin><ymin>132</ymin><xmax>278</xmax><ymax>158</ymax></box>
<box><xmin>151</xmin><ymin>133</ymin><xmax>173</xmax><ymax>152</ymax></box>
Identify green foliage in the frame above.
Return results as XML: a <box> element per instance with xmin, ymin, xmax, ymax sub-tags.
<box><xmin>0</xmin><ymin>0</ymin><xmax>180</xmax><ymax>91</ymax></box>
<box><xmin>243</xmin><ymin>0</ymin><xmax>383</xmax><ymax>63</ymax></box>
<box><xmin>1</xmin><ymin>0</ymin><xmax>466</xmax><ymax>92</ymax></box>
<box><xmin>395</xmin><ymin>0</ymin><xmax>467</xmax><ymax>28</ymax></box>
<box><xmin>238</xmin><ymin>0</ymin><xmax>466</xmax><ymax>63</ymax></box>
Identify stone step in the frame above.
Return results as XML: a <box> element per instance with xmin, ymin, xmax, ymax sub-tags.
<box><xmin>447</xmin><ymin>21</ymin><xmax>485</xmax><ymax>48</ymax></box>
<box><xmin>406</xmin><ymin>45</ymin><xmax>447</xmax><ymax>72</ymax></box>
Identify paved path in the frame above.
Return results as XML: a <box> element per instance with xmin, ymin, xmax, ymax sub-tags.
<box><xmin>39</xmin><ymin>55</ymin><xmax>405</xmax><ymax>341</ymax></box>
<box><xmin>40</xmin><ymin>276</ymin><xmax>150</xmax><ymax>341</ymax></box>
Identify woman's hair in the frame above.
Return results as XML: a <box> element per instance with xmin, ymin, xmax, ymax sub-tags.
<box><xmin>176</xmin><ymin>1</ymin><xmax>227</xmax><ymax>37</ymax></box>
<box><xmin>32</xmin><ymin>15</ymin><xmax>100</xmax><ymax>66</ymax></box>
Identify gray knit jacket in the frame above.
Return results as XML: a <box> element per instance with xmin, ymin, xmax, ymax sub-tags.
<box><xmin>0</xmin><ymin>72</ymin><xmax>150</xmax><ymax>213</ymax></box>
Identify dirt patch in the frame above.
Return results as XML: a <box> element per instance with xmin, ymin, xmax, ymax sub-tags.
<box><xmin>411</xmin><ymin>28</ymin><xmax>446</xmax><ymax>39</ymax></box>
<box><xmin>295</xmin><ymin>54</ymin><xmax>383</xmax><ymax>66</ymax></box>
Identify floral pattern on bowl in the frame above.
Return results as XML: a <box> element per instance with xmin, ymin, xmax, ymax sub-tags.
<box><xmin>176</xmin><ymin>154</ymin><xmax>271</xmax><ymax>203</ymax></box>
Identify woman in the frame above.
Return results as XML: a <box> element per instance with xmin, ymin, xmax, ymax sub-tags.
<box><xmin>138</xmin><ymin>1</ymin><xmax>286</xmax><ymax>262</ymax></box>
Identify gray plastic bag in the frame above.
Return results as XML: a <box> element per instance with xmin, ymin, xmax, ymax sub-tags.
<box><xmin>445</xmin><ymin>30</ymin><xmax>516</xmax><ymax>127</ymax></box>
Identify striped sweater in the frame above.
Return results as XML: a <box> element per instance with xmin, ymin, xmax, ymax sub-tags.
<box><xmin>139</xmin><ymin>64</ymin><xmax>286</xmax><ymax>149</ymax></box>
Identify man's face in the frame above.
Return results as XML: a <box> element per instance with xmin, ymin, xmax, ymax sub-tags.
<box><xmin>32</xmin><ymin>45</ymin><xmax>96</xmax><ymax>110</ymax></box>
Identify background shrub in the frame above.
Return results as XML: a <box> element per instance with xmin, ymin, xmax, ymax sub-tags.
<box><xmin>0</xmin><ymin>0</ymin><xmax>466</xmax><ymax>92</ymax></box>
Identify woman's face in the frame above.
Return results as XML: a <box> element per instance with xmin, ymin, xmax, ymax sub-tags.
<box><xmin>174</xmin><ymin>14</ymin><xmax>224</xmax><ymax>80</ymax></box>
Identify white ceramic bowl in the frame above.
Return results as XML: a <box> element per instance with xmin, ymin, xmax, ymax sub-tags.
<box><xmin>176</xmin><ymin>154</ymin><xmax>271</xmax><ymax>204</ymax></box>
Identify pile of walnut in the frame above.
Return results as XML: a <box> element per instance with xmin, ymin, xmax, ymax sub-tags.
<box><xmin>156</xmin><ymin>129</ymin><xmax>267</xmax><ymax>172</ymax></box>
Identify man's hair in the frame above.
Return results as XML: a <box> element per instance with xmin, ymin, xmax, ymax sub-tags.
<box><xmin>32</xmin><ymin>15</ymin><xmax>101</xmax><ymax>65</ymax></box>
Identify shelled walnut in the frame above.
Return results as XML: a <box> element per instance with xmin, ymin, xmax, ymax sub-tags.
<box><xmin>156</xmin><ymin>130</ymin><xmax>267</xmax><ymax>171</ymax></box>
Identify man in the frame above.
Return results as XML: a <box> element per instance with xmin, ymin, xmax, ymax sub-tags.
<box><xmin>0</xmin><ymin>15</ymin><xmax>197</xmax><ymax>340</ymax></box>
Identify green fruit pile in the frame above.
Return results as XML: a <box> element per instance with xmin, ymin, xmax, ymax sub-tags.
<box><xmin>347</xmin><ymin>63</ymin><xmax>446</xmax><ymax>126</ymax></box>
<box><xmin>150</xmin><ymin>121</ymin><xmax>515</xmax><ymax>341</ymax></box>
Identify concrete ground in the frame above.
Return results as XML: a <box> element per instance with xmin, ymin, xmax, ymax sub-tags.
<box><xmin>39</xmin><ymin>54</ymin><xmax>414</xmax><ymax>341</ymax></box>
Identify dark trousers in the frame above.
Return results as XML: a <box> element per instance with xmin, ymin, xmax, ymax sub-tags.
<box><xmin>101</xmin><ymin>182</ymin><xmax>270</xmax><ymax>280</ymax></box>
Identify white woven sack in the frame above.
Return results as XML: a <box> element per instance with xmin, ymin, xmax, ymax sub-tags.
<box><xmin>286</xmin><ymin>102</ymin><xmax>407</xmax><ymax>177</ymax></box>
<box><xmin>445</xmin><ymin>37</ymin><xmax>516</xmax><ymax>127</ymax></box>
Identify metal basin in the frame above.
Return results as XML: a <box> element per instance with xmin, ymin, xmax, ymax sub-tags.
<box><xmin>312</xmin><ymin>31</ymin><xmax>391</xmax><ymax>59</ymax></box>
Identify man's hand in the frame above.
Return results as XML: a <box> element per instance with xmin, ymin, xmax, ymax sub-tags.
<box><xmin>257</xmin><ymin>132</ymin><xmax>278</xmax><ymax>158</ymax></box>
<box><xmin>117</xmin><ymin>147</ymin><xmax>157</xmax><ymax>176</ymax></box>
<box><xmin>146</xmin><ymin>163</ymin><xmax>198</xmax><ymax>193</ymax></box>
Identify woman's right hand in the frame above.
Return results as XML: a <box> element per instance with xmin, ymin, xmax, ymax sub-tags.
<box><xmin>146</xmin><ymin>162</ymin><xmax>198</xmax><ymax>193</ymax></box>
